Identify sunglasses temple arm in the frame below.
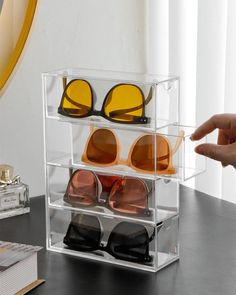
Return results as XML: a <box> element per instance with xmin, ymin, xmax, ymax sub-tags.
<box><xmin>109</xmin><ymin>106</ymin><xmax>144</xmax><ymax>118</ymax></box>
<box><xmin>62</xmin><ymin>93</ymin><xmax>91</xmax><ymax>112</ymax></box>
<box><xmin>69</xmin><ymin>167</ymin><xmax>73</xmax><ymax>178</ymax></box>
<box><xmin>63</xmin><ymin>77</ymin><xmax>67</xmax><ymax>90</ymax></box>
<box><xmin>113</xmin><ymin>246</ymin><xmax>151</xmax><ymax>261</ymax></box>
<box><xmin>143</xmin><ymin>180</ymin><xmax>152</xmax><ymax>196</ymax></box>
<box><xmin>144</xmin><ymin>86</ymin><xmax>153</xmax><ymax>106</ymax></box>
<box><xmin>172</xmin><ymin>130</ymin><xmax>185</xmax><ymax>155</ymax></box>
<box><xmin>154</xmin><ymin>222</ymin><xmax>163</xmax><ymax>239</ymax></box>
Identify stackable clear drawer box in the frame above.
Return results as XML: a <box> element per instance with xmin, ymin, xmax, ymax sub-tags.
<box><xmin>42</xmin><ymin>68</ymin><xmax>206</xmax><ymax>272</ymax></box>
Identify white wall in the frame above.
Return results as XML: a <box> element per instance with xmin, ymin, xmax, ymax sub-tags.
<box><xmin>0</xmin><ymin>0</ymin><xmax>147</xmax><ymax>197</ymax></box>
<box><xmin>222</xmin><ymin>0</ymin><xmax>236</xmax><ymax>203</ymax></box>
<box><xmin>169</xmin><ymin>0</ymin><xmax>198</xmax><ymax>189</ymax></box>
<box><xmin>169</xmin><ymin>0</ymin><xmax>236</xmax><ymax>202</ymax></box>
<box><xmin>195</xmin><ymin>0</ymin><xmax>228</xmax><ymax>200</ymax></box>
<box><xmin>146</xmin><ymin>0</ymin><xmax>169</xmax><ymax>74</ymax></box>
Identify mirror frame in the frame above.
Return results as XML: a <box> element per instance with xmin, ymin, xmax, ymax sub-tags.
<box><xmin>0</xmin><ymin>0</ymin><xmax>37</xmax><ymax>92</ymax></box>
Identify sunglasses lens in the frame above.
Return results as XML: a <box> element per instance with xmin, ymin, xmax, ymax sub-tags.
<box><xmin>107</xmin><ymin>222</ymin><xmax>151</xmax><ymax>262</ymax></box>
<box><xmin>64</xmin><ymin>214</ymin><xmax>101</xmax><ymax>251</ymax></box>
<box><xmin>60</xmin><ymin>79</ymin><xmax>92</xmax><ymax>117</ymax></box>
<box><xmin>108</xmin><ymin>178</ymin><xmax>148</xmax><ymax>214</ymax></box>
<box><xmin>131</xmin><ymin>135</ymin><xmax>155</xmax><ymax>171</ymax></box>
<box><xmin>131</xmin><ymin>135</ymin><xmax>170</xmax><ymax>172</ymax></box>
<box><xmin>64</xmin><ymin>170</ymin><xmax>97</xmax><ymax>206</ymax></box>
<box><xmin>86</xmin><ymin>129</ymin><xmax>117</xmax><ymax>164</ymax></box>
<box><xmin>104</xmin><ymin>84</ymin><xmax>144</xmax><ymax>122</ymax></box>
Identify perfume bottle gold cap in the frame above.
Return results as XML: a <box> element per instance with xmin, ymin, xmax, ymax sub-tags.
<box><xmin>0</xmin><ymin>165</ymin><xmax>13</xmax><ymax>182</ymax></box>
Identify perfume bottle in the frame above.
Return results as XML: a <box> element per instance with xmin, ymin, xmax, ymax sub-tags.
<box><xmin>0</xmin><ymin>165</ymin><xmax>30</xmax><ymax>219</ymax></box>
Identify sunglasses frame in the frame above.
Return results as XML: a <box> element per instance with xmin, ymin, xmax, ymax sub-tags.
<box><xmin>81</xmin><ymin>126</ymin><xmax>184</xmax><ymax>175</ymax></box>
<box><xmin>64</xmin><ymin>169</ymin><xmax>152</xmax><ymax>216</ymax></box>
<box><xmin>58</xmin><ymin>78</ymin><xmax>152</xmax><ymax>124</ymax></box>
<box><xmin>64</xmin><ymin>214</ymin><xmax>158</xmax><ymax>263</ymax></box>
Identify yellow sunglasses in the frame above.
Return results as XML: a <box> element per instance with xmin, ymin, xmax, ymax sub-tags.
<box><xmin>58</xmin><ymin>79</ymin><xmax>153</xmax><ymax>124</ymax></box>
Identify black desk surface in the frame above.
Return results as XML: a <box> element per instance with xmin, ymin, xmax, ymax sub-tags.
<box><xmin>1</xmin><ymin>186</ymin><xmax>236</xmax><ymax>295</ymax></box>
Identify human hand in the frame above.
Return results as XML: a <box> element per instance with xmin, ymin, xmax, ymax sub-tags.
<box><xmin>191</xmin><ymin>113</ymin><xmax>236</xmax><ymax>168</ymax></box>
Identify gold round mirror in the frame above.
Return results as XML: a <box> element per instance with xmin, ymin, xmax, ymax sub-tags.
<box><xmin>0</xmin><ymin>0</ymin><xmax>37</xmax><ymax>92</ymax></box>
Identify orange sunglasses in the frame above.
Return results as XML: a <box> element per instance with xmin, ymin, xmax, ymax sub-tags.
<box><xmin>81</xmin><ymin>127</ymin><xmax>184</xmax><ymax>175</ymax></box>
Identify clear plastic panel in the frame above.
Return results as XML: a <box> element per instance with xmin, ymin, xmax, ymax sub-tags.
<box><xmin>156</xmin><ymin>125</ymin><xmax>207</xmax><ymax>180</ymax></box>
<box><xmin>42</xmin><ymin>68</ymin><xmax>179</xmax><ymax>132</ymax></box>
<box><xmin>155</xmin><ymin>179</ymin><xmax>179</xmax><ymax>221</ymax></box>
<box><xmin>46</xmin><ymin>166</ymin><xmax>179</xmax><ymax>224</ymax></box>
<box><xmin>47</xmin><ymin>207</ymin><xmax>179</xmax><ymax>272</ymax></box>
<box><xmin>156</xmin><ymin>215</ymin><xmax>179</xmax><ymax>270</ymax></box>
<box><xmin>45</xmin><ymin>118</ymin><xmax>72</xmax><ymax>166</ymax></box>
<box><xmin>156</xmin><ymin>79</ymin><xmax>179</xmax><ymax>129</ymax></box>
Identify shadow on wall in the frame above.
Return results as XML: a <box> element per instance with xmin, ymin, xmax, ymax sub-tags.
<box><xmin>0</xmin><ymin>0</ymin><xmax>3</xmax><ymax>13</ymax></box>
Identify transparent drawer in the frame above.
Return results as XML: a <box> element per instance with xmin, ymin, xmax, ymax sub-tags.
<box><xmin>47</xmin><ymin>208</ymin><xmax>179</xmax><ymax>272</ymax></box>
<box><xmin>69</xmin><ymin>124</ymin><xmax>206</xmax><ymax>181</ymax></box>
<box><xmin>42</xmin><ymin>68</ymin><xmax>179</xmax><ymax>132</ymax></box>
<box><xmin>46</xmin><ymin>165</ymin><xmax>179</xmax><ymax>224</ymax></box>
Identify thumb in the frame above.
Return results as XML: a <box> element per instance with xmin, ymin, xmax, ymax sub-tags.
<box><xmin>195</xmin><ymin>143</ymin><xmax>229</xmax><ymax>163</ymax></box>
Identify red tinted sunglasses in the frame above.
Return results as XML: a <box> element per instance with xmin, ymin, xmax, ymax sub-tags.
<box><xmin>64</xmin><ymin>170</ymin><xmax>151</xmax><ymax>216</ymax></box>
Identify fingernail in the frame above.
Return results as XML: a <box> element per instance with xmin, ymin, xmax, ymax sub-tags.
<box><xmin>190</xmin><ymin>134</ymin><xmax>196</xmax><ymax>141</ymax></box>
<box><xmin>195</xmin><ymin>146</ymin><xmax>204</xmax><ymax>155</ymax></box>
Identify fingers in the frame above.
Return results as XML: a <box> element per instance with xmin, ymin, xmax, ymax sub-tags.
<box><xmin>195</xmin><ymin>143</ymin><xmax>236</xmax><ymax>166</ymax></box>
<box><xmin>217</xmin><ymin>129</ymin><xmax>229</xmax><ymax>145</ymax></box>
<box><xmin>195</xmin><ymin>143</ymin><xmax>227</xmax><ymax>162</ymax></box>
<box><xmin>191</xmin><ymin>113</ymin><xmax>236</xmax><ymax>140</ymax></box>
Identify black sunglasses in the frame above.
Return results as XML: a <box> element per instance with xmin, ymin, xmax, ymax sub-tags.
<box><xmin>63</xmin><ymin>214</ymin><xmax>162</xmax><ymax>263</ymax></box>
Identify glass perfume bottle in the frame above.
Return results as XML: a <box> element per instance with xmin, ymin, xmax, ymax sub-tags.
<box><xmin>0</xmin><ymin>164</ymin><xmax>30</xmax><ymax>219</ymax></box>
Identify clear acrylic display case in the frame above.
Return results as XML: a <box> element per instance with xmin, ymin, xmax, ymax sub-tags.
<box><xmin>46</xmin><ymin>165</ymin><xmax>179</xmax><ymax>224</ymax></box>
<box><xmin>42</xmin><ymin>68</ymin><xmax>206</xmax><ymax>272</ymax></box>
<box><xmin>47</xmin><ymin>208</ymin><xmax>179</xmax><ymax>272</ymax></box>
<box><xmin>42</xmin><ymin>68</ymin><xmax>179</xmax><ymax>131</ymax></box>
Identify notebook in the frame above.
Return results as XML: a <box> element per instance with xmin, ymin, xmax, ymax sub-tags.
<box><xmin>0</xmin><ymin>241</ymin><xmax>45</xmax><ymax>295</ymax></box>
